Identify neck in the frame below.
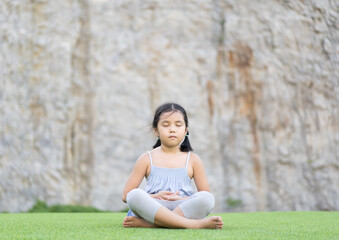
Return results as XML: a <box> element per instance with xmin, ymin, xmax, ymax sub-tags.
<box><xmin>160</xmin><ymin>145</ymin><xmax>180</xmax><ymax>154</ymax></box>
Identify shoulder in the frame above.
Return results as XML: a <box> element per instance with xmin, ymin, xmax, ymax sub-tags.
<box><xmin>189</xmin><ymin>152</ymin><xmax>204</xmax><ymax>167</ymax></box>
<box><xmin>135</xmin><ymin>152</ymin><xmax>151</xmax><ymax>167</ymax></box>
<box><xmin>189</xmin><ymin>152</ymin><xmax>202</xmax><ymax>162</ymax></box>
<box><xmin>138</xmin><ymin>151</ymin><xmax>151</xmax><ymax>162</ymax></box>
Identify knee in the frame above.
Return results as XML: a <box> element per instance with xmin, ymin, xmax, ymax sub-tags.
<box><xmin>126</xmin><ymin>189</ymin><xmax>145</xmax><ymax>207</ymax></box>
<box><xmin>195</xmin><ymin>191</ymin><xmax>215</xmax><ymax>211</ymax></box>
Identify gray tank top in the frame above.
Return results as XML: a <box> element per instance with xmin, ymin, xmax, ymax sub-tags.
<box><xmin>144</xmin><ymin>151</ymin><xmax>194</xmax><ymax>197</ymax></box>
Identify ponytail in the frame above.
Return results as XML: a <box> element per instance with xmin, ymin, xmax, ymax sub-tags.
<box><xmin>152</xmin><ymin>137</ymin><xmax>161</xmax><ymax>149</ymax></box>
<box><xmin>180</xmin><ymin>131</ymin><xmax>193</xmax><ymax>152</ymax></box>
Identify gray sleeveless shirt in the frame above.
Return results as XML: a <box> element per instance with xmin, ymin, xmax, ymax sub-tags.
<box><xmin>144</xmin><ymin>151</ymin><xmax>194</xmax><ymax>197</ymax></box>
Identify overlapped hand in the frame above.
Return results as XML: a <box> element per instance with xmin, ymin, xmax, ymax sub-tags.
<box><xmin>152</xmin><ymin>191</ymin><xmax>188</xmax><ymax>201</ymax></box>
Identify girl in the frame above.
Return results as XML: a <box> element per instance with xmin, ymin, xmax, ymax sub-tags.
<box><xmin>122</xmin><ymin>103</ymin><xmax>223</xmax><ymax>229</ymax></box>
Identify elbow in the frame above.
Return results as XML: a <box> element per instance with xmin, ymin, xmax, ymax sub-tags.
<box><xmin>122</xmin><ymin>191</ymin><xmax>127</xmax><ymax>203</ymax></box>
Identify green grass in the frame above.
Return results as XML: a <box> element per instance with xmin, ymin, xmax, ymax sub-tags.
<box><xmin>0</xmin><ymin>212</ymin><xmax>338</xmax><ymax>240</ymax></box>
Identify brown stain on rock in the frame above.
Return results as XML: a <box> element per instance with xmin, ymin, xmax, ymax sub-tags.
<box><xmin>206</xmin><ymin>80</ymin><xmax>214</xmax><ymax>117</ymax></box>
<box><xmin>229</xmin><ymin>42</ymin><xmax>263</xmax><ymax>192</ymax></box>
<box><xmin>64</xmin><ymin>0</ymin><xmax>94</xmax><ymax>206</ymax></box>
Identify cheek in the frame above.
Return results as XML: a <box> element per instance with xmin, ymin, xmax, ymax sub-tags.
<box><xmin>157</xmin><ymin>127</ymin><xmax>166</xmax><ymax>135</ymax></box>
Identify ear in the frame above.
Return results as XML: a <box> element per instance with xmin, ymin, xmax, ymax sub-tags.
<box><xmin>154</xmin><ymin>128</ymin><xmax>159</xmax><ymax>137</ymax></box>
<box><xmin>185</xmin><ymin>128</ymin><xmax>188</xmax><ymax>136</ymax></box>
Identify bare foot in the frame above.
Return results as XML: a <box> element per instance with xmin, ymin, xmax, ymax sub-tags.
<box><xmin>197</xmin><ymin>216</ymin><xmax>224</xmax><ymax>229</ymax></box>
<box><xmin>123</xmin><ymin>216</ymin><xmax>158</xmax><ymax>228</ymax></box>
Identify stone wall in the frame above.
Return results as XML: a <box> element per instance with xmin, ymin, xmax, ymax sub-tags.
<box><xmin>0</xmin><ymin>0</ymin><xmax>338</xmax><ymax>212</ymax></box>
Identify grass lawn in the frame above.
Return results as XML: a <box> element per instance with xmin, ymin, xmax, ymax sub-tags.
<box><xmin>0</xmin><ymin>211</ymin><xmax>338</xmax><ymax>240</ymax></box>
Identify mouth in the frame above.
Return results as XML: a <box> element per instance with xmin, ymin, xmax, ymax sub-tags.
<box><xmin>169</xmin><ymin>136</ymin><xmax>177</xmax><ymax>139</ymax></box>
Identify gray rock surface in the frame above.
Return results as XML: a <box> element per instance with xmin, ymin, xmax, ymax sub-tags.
<box><xmin>0</xmin><ymin>0</ymin><xmax>338</xmax><ymax>212</ymax></box>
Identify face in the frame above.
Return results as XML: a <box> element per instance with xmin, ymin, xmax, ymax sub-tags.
<box><xmin>155</xmin><ymin>111</ymin><xmax>188</xmax><ymax>148</ymax></box>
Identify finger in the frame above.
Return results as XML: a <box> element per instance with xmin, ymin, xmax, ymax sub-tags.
<box><xmin>167</xmin><ymin>197</ymin><xmax>178</xmax><ymax>201</ymax></box>
<box><xmin>161</xmin><ymin>191</ymin><xmax>173</xmax><ymax>194</ymax></box>
<box><xmin>167</xmin><ymin>195</ymin><xmax>179</xmax><ymax>200</ymax></box>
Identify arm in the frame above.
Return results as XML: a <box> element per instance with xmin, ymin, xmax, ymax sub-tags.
<box><xmin>191</xmin><ymin>153</ymin><xmax>210</xmax><ymax>192</ymax></box>
<box><xmin>122</xmin><ymin>153</ymin><xmax>149</xmax><ymax>203</ymax></box>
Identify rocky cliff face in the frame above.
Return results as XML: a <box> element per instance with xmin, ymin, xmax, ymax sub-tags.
<box><xmin>1</xmin><ymin>0</ymin><xmax>338</xmax><ymax>212</ymax></box>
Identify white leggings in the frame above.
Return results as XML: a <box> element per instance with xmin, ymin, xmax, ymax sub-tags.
<box><xmin>126</xmin><ymin>189</ymin><xmax>215</xmax><ymax>224</ymax></box>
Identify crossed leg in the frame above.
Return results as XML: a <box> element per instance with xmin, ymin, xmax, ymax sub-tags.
<box><xmin>123</xmin><ymin>189</ymin><xmax>223</xmax><ymax>229</ymax></box>
<box><xmin>123</xmin><ymin>205</ymin><xmax>223</xmax><ymax>229</ymax></box>
<box><xmin>123</xmin><ymin>205</ymin><xmax>182</xmax><ymax>228</ymax></box>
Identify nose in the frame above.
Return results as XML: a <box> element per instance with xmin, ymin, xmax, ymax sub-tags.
<box><xmin>169</xmin><ymin>125</ymin><xmax>176</xmax><ymax>132</ymax></box>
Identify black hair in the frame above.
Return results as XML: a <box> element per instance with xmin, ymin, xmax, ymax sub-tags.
<box><xmin>152</xmin><ymin>103</ymin><xmax>193</xmax><ymax>152</ymax></box>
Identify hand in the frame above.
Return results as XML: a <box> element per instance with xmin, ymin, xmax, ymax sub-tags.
<box><xmin>161</xmin><ymin>194</ymin><xmax>189</xmax><ymax>201</ymax></box>
<box><xmin>152</xmin><ymin>191</ymin><xmax>188</xmax><ymax>201</ymax></box>
<box><xmin>152</xmin><ymin>191</ymin><xmax>178</xmax><ymax>200</ymax></box>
